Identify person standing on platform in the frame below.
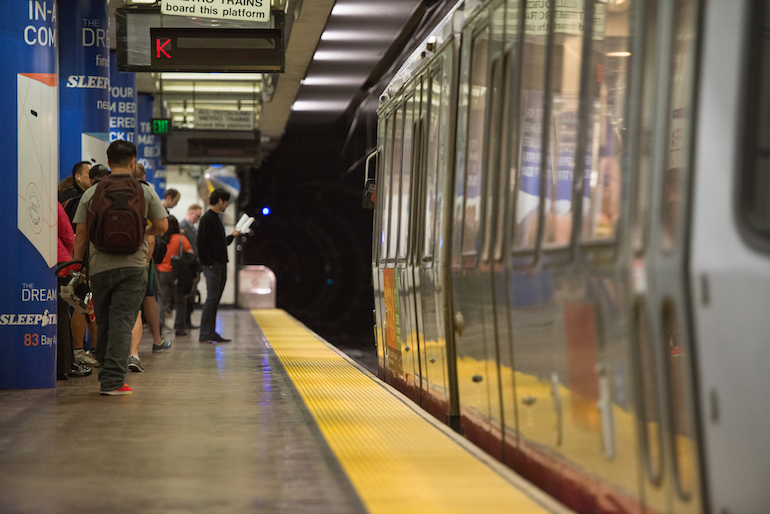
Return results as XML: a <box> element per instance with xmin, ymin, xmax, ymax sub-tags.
<box><xmin>179</xmin><ymin>204</ymin><xmax>202</xmax><ymax>330</ymax></box>
<box><xmin>197</xmin><ymin>189</ymin><xmax>240</xmax><ymax>344</ymax></box>
<box><xmin>73</xmin><ymin>141</ymin><xmax>168</xmax><ymax>395</ymax></box>
<box><xmin>162</xmin><ymin>188</ymin><xmax>181</xmax><ymax>212</ymax></box>
<box><xmin>59</xmin><ymin>161</ymin><xmax>91</xmax><ymax>206</ymax></box>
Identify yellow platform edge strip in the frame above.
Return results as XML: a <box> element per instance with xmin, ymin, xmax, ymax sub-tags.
<box><xmin>252</xmin><ymin>309</ymin><xmax>564</xmax><ymax>514</ymax></box>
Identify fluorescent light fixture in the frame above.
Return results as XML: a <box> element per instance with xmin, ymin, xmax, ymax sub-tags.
<box><xmin>330</xmin><ymin>4</ymin><xmax>374</xmax><ymax>16</ymax></box>
<box><xmin>157</xmin><ymin>73</ymin><xmax>263</xmax><ymax>81</ymax></box>
<box><xmin>607</xmin><ymin>51</ymin><xmax>631</xmax><ymax>57</ymax></box>
<box><xmin>301</xmin><ymin>76</ymin><xmax>364</xmax><ymax>86</ymax></box>
<box><xmin>314</xmin><ymin>50</ymin><xmax>379</xmax><ymax>61</ymax></box>
<box><xmin>162</xmin><ymin>84</ymin><xmax>262</xmax><ymax>93</ymax></box>
<box><xmin>321</xmin><ymin>30</ymin><xmax>392</xmax><ymax>42</ymax></box>
<box><xmin>291</xmin><ymin>100</ymin><xmax>349</xmax><ymax>111</ymax></box>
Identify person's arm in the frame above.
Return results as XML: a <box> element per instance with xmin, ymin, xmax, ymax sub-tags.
<box><xmin>146</xmin><ymin>216</ymin><xmax>168</xmax><ymax>236</ymax></box>
<box><xmin>74</xmin><ymin>223</ymin><xmax>88</xmax><ymax>261</ymax></box>
<box><xmin>183</xmin><ymin>236</ymin><xmax>194</xmax><ymax>254</ymax></box>
<box><xmin>147</xmin><ymin>235</ymin><xmax>155</xmax><ymax>265</ymax></box>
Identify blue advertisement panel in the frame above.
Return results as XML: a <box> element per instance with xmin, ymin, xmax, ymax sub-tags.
<box><xmin>137</xmin><ymin>93</ymin><xmax>161</xmax><ymax>187</ymax></box>
<box><xmin>109</xmin><ymin>50</ymin><xmax>137</xmax><ymax>144</ymax></box>
<box><xmin>0</xmin><ymin>1</ymin><xmax>59</xmax><ymax>388</ymax></box>
<box><xmin>58</xmin><ymin>0</ymin><xmax>110</xmax><ymax>180</ymax></box>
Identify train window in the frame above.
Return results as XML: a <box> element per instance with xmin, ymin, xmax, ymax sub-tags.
<box><xmin>461</xmin><ymin>26</ymin><xmax>490</xmax><ymax>257</ymax></box>
<box><xmin>389</xmin><ymin>105</ymin><xmax>404</xmax><ymax>261</ymax></box>
<box><xmin>743</xmin><ymin>1</ymin><xmax>770</xmax><ymax>237</ymax></box>
<box><xmin>662</xmin><ymin>300</ymin><xmax>695</xmax><ymax>499</ymax></box>
<box><xmin>634</xmin><ymin>299</ymin><xmax>663</xmax><ymax>484</ymax></box>
<box><xmin>581</xmin><ymin>3</ymin><xmax>632</xmax><ymax>242</ymax></box>
<box><xmin>423</xmin><ymin>72</ymin><xmax>443</xmax><ymax>260</ymax></box>
<box><xmin>633</xmin><ymin>0</ymin><xmax>660</xmax><ymax>253</ymax></box>
<box><xmin>661</xmin><ymin>0</ymin><xmax>700</xmax><ymax>252</ymax></box>
<box><xmin>380</xmin><ymin>115</ymin><xmax>394</xmax><ymax>263</ymax></box>
<box><xmin>481</xmin><ymin>59</ymin><xmax>501</xmax><ymax>262</ymax></box>
<box><xmin>543</xmin><ymin>0</ymin><xmax>587</xmax><ymax>248</ymax></box>
<box><xmin>398</xmin><ymin>94</ymin><xmax>416</xmax><ymax>261</ymax></box>
<box><xmin>494</xmin><ymin>53</ymin><xmax>516</xmax><ymax>262</ymax></box>
<box><xmin>512</xmin><ymin>14</ymin><xmax>549</xmax><ymax>251</ymax></box>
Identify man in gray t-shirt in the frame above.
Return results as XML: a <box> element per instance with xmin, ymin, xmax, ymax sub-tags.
<box><xmin>73</xmin><ymin>140</ymin><xmax>168</xmax><ymax>396</ymax></box>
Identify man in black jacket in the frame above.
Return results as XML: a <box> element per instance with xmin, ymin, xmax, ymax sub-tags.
<box><xmin>197</xmin><ymin>188</ymin><xmax>240</xmax><ymax>344</ymax></box>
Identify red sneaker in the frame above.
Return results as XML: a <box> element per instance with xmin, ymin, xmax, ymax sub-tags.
<box><xmin>100</xmin><ymin>383</ymin><xmax>133</xmax><ymax>396</ymax></box>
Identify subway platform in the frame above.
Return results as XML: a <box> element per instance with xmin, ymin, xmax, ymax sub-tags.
<box><xmin>0</xmin><ymin>309</ymin><xmax>569</xmax><ymax>513</ymax></box>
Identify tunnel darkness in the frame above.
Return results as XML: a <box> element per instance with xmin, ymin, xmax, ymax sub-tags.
<box><xmin>240</xmin><ymin>120</ymin><xmax>375</xmax><ymax>351</ymax></box>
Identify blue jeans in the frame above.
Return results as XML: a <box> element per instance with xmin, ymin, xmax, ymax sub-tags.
<box><xmin>90</xmin><ymin>267</ymin><xmax>147</xmax><ymax>391</ymax></box>
<box><xmin>200</xmin><ymin>263</ymin><xmax>227</xmax><ymax>341</ymax></box>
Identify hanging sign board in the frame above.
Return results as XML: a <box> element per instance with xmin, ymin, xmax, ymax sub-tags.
<box><xmin>194</xmin><ymin>108</ymin><xmax>254</xmax><ymax>131</ymax></box>
<box><xmin>161</xmin><ymin>0</ymin><xmax>270</xmax><ymax>22</ymax></box>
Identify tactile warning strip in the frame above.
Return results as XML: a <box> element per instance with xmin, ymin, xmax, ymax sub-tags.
<box><xmin>252</xmin><ymin>309</ymin><xmax>563</xmax><ymax>514</ymax></box>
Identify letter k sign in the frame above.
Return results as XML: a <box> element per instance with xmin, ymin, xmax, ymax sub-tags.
<box><xmin>156</xmin><ymin>38</ymin><xmax>171</xmax><ymax>59</ymax></box>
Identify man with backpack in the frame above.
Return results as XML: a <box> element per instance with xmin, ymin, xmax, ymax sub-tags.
<box><xmin>73</xmin><ymin>140</ymin><xmax>168</xmax><ymax>396</ymax></box>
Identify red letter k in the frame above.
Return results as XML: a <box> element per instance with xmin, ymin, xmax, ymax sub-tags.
<box><xmin>157</xmin><ymin>39</ymin><xmax>171</xmax><ymax>59</ymax></box>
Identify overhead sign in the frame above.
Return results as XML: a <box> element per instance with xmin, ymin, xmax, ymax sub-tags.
<box><xmin>161</xmin><ymin>0</ymin><xmax>270</xmax><ymax>22</ymax></box>
<box><xmin>194</xmin><ymin>109</ymin><xmax>254</xmax><ymax>131</ymax></box>
<box><xmin>151</xmin><ymin>118</ymin><xmax>172</xmax><ymax>135</ymax></box>
<box><xmin>149</xmin><ymin>27</ymin><xmax>284</xmax><ymax>72</ymax></box>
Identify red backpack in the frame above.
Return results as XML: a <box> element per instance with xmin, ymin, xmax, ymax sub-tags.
<box><xmin>86</xmin><ymin>175</ymin><xmax>146</xmax><ymax>255</ymax></box>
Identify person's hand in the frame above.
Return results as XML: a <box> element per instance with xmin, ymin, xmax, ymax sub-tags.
<box><xmin>232</xmin><ymin>229</ymin><xmax>241</xmax><ymax>237</ymax></box>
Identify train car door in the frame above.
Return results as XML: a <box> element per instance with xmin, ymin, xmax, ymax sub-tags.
<box><xmin>450</xmin><ymin>3</ymin><xmax>506</xmax><ymax>459</ymax></box>
<box><xmin>632</xmin><ymin>0</ymin><xmax>704</xmax><ymax>512</ymax></box>
<box><xmin>373</xmin><ymin>113</ymin><xmax>390</xmax><ymax>379</ymax></box>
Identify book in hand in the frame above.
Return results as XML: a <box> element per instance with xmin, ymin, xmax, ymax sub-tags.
<box><xmin>235</xmin><ymin>213</ymin><xmax>255</xmax><ymax>234</ymax></box>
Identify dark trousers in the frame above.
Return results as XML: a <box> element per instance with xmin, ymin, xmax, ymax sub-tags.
<box><xmin>199</xmin><ymin>262</ymin><xmax>226</xmax><ymax>341</ymax></box>
<box><xmin>90</xmin><ymin>267</ymin><xmax>147</xmax><ymax>391</ymax></box>
<box><xmin>56</xmin><ymin>275</ymin><xmax>72</xmax><ymax>376</ymax></box>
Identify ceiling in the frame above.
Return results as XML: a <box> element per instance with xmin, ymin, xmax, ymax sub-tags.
<box><xmin>109</xmin><ymin>0</ymin><xmax>423</xmax><ymax>159</ymax></box>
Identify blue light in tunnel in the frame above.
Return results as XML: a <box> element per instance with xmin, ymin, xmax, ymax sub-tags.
<box><xmin>327</xmin><ymin>279</ymin><xmax>334</xmax><ymax>285</ymax></box>
<box><xmin>262</xmin><ymin>207</ymin><xmax>271</xmax><ymax>216</ymax></box>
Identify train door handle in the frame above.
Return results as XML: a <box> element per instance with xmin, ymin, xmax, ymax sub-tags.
<box><xmin>454</xmin><ymin>312</ymin><xmax>465</xmax><ymax>336</ymax></box>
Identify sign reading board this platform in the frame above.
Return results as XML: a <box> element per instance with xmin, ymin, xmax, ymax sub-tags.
<box><xmin>150</xmin><ymin>27</ymin><xmax>284</xmax><ymax>72</ymax></box>
<box><xmin>161</xmin><ymin>0</ymin><xmax>270</xmax><ymax>22</ymax></box>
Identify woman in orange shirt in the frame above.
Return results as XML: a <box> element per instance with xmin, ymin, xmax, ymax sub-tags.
<box><xmin>157</xmin><ymin>216</ymin><xmax>194</xmax><ymax>336</ymax></box>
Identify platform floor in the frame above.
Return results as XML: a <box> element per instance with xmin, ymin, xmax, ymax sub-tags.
<box><xmin>0</xmin><ymin>309</ymin><xmax>567</xmax><ymax>513</ymax></box>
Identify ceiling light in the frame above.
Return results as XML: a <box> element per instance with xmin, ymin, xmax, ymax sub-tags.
<box><xmin>607</xmin><ymin>51</ymin><xmax>631</xmax><ymax>57</ymax></box>
<box><xmin>301</xmin><ymin>76</ymin><xmax>364</xmax><ymax>86</ymax></box>
<box><xmin>161</xmin><ymin>84</ymin><xmax>262</xmax><ymax>93</ymax></box>
<box><xmin>314</xmin><ymin>50</ymin><xmax>379</xmax><ymax>61</ymax></box>
<box><xmin>321</xmin><ymin>30</ymin><xmax>393</xmax><ymax>42</ymax></box>
<box><xmin>291</xmin><ymin>100</ymin><xmax>349</xmax><ymax>111</ymax></box>
<box><xmin>157</xmin><ymin>73</ymin><xmax>263</xmax><ymax>81</ymax></box>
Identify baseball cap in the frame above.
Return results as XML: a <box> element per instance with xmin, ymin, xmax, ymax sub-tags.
<box><xmin>90</xmin><ymin>164</ymin><xmax>110</xmax><ymax>180</ymax></box>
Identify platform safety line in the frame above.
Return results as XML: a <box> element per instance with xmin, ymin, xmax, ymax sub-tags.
<box><xmin>252</xmin><ymin>309</ymin><xmax>557</xmax><ymax>514</ymax></box>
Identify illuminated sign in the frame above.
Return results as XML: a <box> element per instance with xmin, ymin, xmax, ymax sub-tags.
<box><xmin>149</xmin><ymin>27</ymin><xmax>284</xmax><ymax>72</ymax></box>
<box><xmin>151</xmin><ymin>118</ymin><xmax>171</xmax><ymax>135</ymax></box>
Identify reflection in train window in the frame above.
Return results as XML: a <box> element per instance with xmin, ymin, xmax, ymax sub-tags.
<box><xmin>662</xmin><ymin>300</ymin><xmax>695</xmax><ymax>499</ymax></box>
<box><xmin>635</xmin><ymin>300</ymin><xmax>663</xmax><ymax>483</ymax></box>
<box><xmin>389</xmin><ymin>105</ymin><xmax>404</xmax><ymax>261</ymax></box>
<box><xmin>581</xmin><ymin>2</ymin><xmax>632</xmax><ymax>242</ymax></box>
<box><xmin>423</xmin><ymin>72</ymin><xmax>442</xmax><ymax>260</ymax></box>
<box><xmin>543</xmin><ymin>0</ymin><xmax>585</xmax><ymax>248</ymax></box>
<box><xmin>633</xmin><ymin>0</ymin><xmax>659</xmax><ymax>253</ymax></box>
<box><xmin>380</xmin><ymin>115</ymin><xmax>393</xmax><ymax>263</ymax></box>
<box><xmin>398</xmin><ymin>93</ymin><xmax>416</xmax><ymax>261</ymax></box>
<box><xmin>744</xmin><ymin>1</ymin><xmax>770</xmax><ymax>236</ymax></box>
<box><xmin>512</xmin><ymin>16</ymin><xmax>548</xmax><ymax>251</ymax></box>
<box><xmin>662</xmin><ymin>0</ymin><xmax>699</xmax><ymax>252</ymax></box>
<box><xmin>481</xmin><ymin>60</ymin><xmax>501</xmax><ymax>263</ymax></box>
<box><xmin>461</xmin><ymin>26</ymin><xmax>489</xmax><ymax>257</ymax></box>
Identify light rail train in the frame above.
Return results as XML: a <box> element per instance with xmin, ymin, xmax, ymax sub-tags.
<box><xmin>368</xmin><ymin>0</ymin><xmax>770</xmax><ymax>512</ymax></box>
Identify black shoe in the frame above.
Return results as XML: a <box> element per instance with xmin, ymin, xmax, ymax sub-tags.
<box><xmin>187</xmin><ymin>324</ymin><xmax>200</xmax><ymax>329</ymax></box>
<box><xmin>57</xmin><ymin>373</ymin><xmax>69</xmax><ymax>381</ymax></box>
<box><xmin>175</xmin><ymin>329</ymin><xmax>188</xmax><ymax>336</ymax></box>
<box><xmin>68</xmin><ymin>363</ymin><xmax>92</xmax><ymax>378</ymax></box>
<box><xmin>212</xmin><ymin>333</ymin><xmax>231</xmax><ymax>343</ymax></box>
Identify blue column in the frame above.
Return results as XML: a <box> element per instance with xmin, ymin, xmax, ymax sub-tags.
<box><xmin>58</xmin><ymin>0</ymin><xmax>110</xmax><ymax>180</ymax></box>
<box><xmin>0</xmin><ymin>1</ymin><xmax>59</xmax><ymax>388</ymax></box>
<box><xmin>137</xmin><ymin>93</ymin><xmax>159</xmax><ymax>185</ymax></box>
<box><xmin>109</xmin><ymin>50</ymin><xmax>137</xmax><ymax>144</ymax></box>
